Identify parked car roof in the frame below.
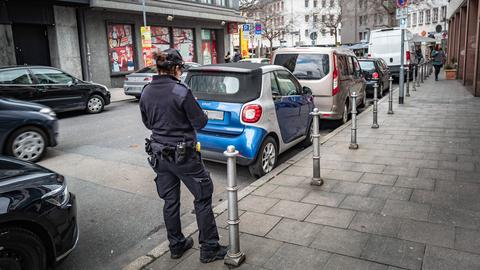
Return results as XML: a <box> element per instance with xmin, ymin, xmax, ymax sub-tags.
<box><xmin>189</xmin><ymin>63</ymin><xmax>267</xmax><ymax>74</ymax></box>
<box><xmin>274</xmin><ymin>46</ymin><xmax>356</xmax><ymax>56</ymax></box>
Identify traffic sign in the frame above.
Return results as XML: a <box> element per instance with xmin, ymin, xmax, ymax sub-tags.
<box><xmin>399</xmin><ymin>18</ymin><xmax>407</xmax><ymax>29</ymax></box>
<box><xmin>396</xmin><ymin>0</ymin><xmax>408</xmax><ymax>8</ymax></box>
<box><xmin>396</xmin><ymin>8</ymin><xmax>407</xmax><ymax>19</ymax></box>
<box><xmin>255</xmin><ymin>23</ymin><xmax>262</xmax><ymax>35</ymax></box>
<box><xmin>310</xmin><ymin>32</ymin><xmax>318</xmax><ymax>40</ymax></box>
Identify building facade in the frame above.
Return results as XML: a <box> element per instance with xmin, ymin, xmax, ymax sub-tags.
<box><xmin>447</xmin><ymin>0</ymin><xmax>480</xmax><ymax>97</ymax></box>
<box><xmin>341</xmin><ymin>0</ymin><xmax>396</xmax><ymax>44</ymax></box>
<box><xmin>406</xmin><ymin>0</ymin><xmax>449</xmax><ymax>40</ymax></box>
<box><xmin>0</xmin><ymin>0</ymin><xmax>244</xmax><ymax>88</ymax></box>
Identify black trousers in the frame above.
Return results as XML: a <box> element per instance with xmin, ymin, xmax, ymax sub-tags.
<box><xmin>150</xmin><ymin>149</ymin><xmax>219</xmax><ymax>252</ymax></box>
<box><xmin>434</xmin><ymin>64</ymin><xmax>442</xmax><ymax>80</ymax></box>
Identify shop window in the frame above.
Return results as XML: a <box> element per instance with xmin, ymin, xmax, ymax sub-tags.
<box><xmin>174</xmin><ymin>28</ymin><xmax>195</xmax><ymax>62</ymax></box>
<box><xmin>107</xmin><ymin>24</ymin><xmax>135</xmax><ymax>73</ymax></box>
<box><xmin>201</xmin><ymin>29</ymin><xmax>218</xmax><ymax>65</ymax></box>
<box><xmin>151</xmin><ymin>26</ymin><xmax>171</xmax><ymax>53</ymax></box>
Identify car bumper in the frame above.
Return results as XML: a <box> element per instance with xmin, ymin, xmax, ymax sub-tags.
<box><xmin>104</xmin><ymin>92</ymin><xmax>111</xmax><ymax>105</ymax></box>
<box><xmin>48</xmin><ymin>193</ymin><xmax>78</xmax><ymax>262</ymax></box>
<box><xmin>197</xmin><ymin>126</ymin><xmax>267</xmax><ymax>166</ymax></box>
<box><xmin>47</xmin><ymin>119</ymin><xmax>59</xmax><ymax>147</ymax></box>
<box><xmin>124</xmin><ymin>86</ymin><xmax>144</xmax><ymax>97</ymax></box>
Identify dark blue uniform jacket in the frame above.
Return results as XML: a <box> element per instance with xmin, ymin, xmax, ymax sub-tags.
<box><xmin>139</xmin><ymin>75</ymin><xmax>207</xmax><ymax>146</ymax></box>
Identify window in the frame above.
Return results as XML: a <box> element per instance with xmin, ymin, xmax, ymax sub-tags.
<box><xmin>330</xmin><ymin>15</ymin><xmax>334</xmax><ymax>22</ymax></box>
<box><xmin>305</xmin><ymin>0</ymin><xmax>309</xmax><ymax>7</ymax></box>
<box><xmin>338</xmin><ymin>55</ymin><xmax>349</xmax><ymax>76</ymax></box>
<box><xmin>413</xmin><ymin>12</ymin><xmax>417</xmax><ymax>26</ymax></box>
<box><xmin>305</xmin><ymin>15</ymin><xmax>309</xmax><ymax>22</ymax></box>
<box><xmin>270</xmin><ymin>72</ymin><xmax>280</xmax><ymax>96</ymax></box>
<box><xmin>359</xmin><ymin>32</ymin><xmax>363</xmax><ymax>40</ymax></box>
<box><xmin>407</xmin><ymin>14</ymin><xmax>411</xmax><ymax>27</ymax></box>
<box><xmin>107</xmin><ymin>24</ymin><xmax>135</xmax><ymax>73</ymax></box>
<box><xmin>374</xmin><ymin>14</ymin><xmax>377</xmax><ymax>25</ymax></box>
<box><xmin>426</xmin><ymin>9</ymin><xmax>431</xmax><ymax>24</ymax></box>
<box><xmin>330</xmin><ymin>0</ymin><xmax>334</xmax><ymax>7</ymax></box>
<box><xmin>419</xmin><ymin>10</ymin><xmax>424</xmax><ymax>25</ymax></box>
<box><xmin>31</xmin><ymin>69</ymin><xmax>73</xmax><ymax>84</ymax></box>
<box><xmin>190</xmin><ymin>75</ymin><xmax>239</xmax><ymax>94</ymax></box>
<box><xmin>313</xmin><ymin>14</ymin><xmax>318</xmax><ymax>22</ymax></box>
<box><xmin>441</xmin><ymin>6</ymin><xmax>447</xmax><ymax>21</ymax></box>
<box><xmin>378</xmin><ymin>14</ymin><xmax>383</xmax><ymax>24</ymax></box>
<box><xmin>433</xmin><ymin>8</ymin><xmax>439</xmax><ymax>23</ymax></box>
<box><xmin>305</xmin><ymin>29</ymin><xmax>309</xmax><ymax>36</ymax></box>
<box><xmin>314</xmin><ymin>0</ymin><xmax>317</xmax><ymax>7</ymax></box>
<box><xmin>173</xmin><ymin>28</ymin><xmax>195</xmax><ymax>62</ymax></box>
<box><xmin>273</xmin><ymin>53</ymin><xmax>330</xmax><ymax>80</ymax></box>
<box><xmin>275</xmin><ymin>71</ymin><xmax>300</xmax><ymax>96</ymax></box>
<box><xmin>359</xmin><ymin>60</ymin><xmax>376</xmax><ymax>71</ymax></box>
<box><xmin>321</xmin><ymin>29</ymin><xmax>326</xmax><ymax>36</ymax></box>
<box><xmin>322</xmin><ymin>0</ymin><xmax>326</xmax><ymax>7</ymax></box>
<box><xmin>0</xmin><ymin>69</ymin><xmax>32</xmax><ymax>84</ymax></box>
<box><xmin>322</xmin><ymin>15</ymin><xmax>326</xmax><ymax>22</ymax></box>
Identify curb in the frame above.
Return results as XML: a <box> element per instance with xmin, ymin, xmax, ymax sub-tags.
<box><xmin>122</xmin><ymin>87</ymin><xmax>399</xmax><ymax>270</ymax></box>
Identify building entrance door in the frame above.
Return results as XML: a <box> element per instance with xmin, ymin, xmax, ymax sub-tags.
<box><xmin>13</xmin><ymin>24</ymin><xmax>51</xmax><ymax>66</ymax></box>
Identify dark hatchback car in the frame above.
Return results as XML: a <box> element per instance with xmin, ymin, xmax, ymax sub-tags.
<box><xmin>0</xmin><ymin>66</ymin><xmax>111</xmax><ymax>113</ymax></box>
<box><xmin>0</xmin><ymin>98</ymin><xmax>58</xmax><ymax>162</ymax></box>
<box><xmin>358</xmin><ymin>58</ymin><xmax>391</xmax><ymax>97</ymax></box>
<box><xmin>0</xmin><ymin>156</ymin><xmax>77</xmax><ymax>270</ymax></box>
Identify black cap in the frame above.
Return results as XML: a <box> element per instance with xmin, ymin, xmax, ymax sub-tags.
<box><xmin>163</xmin><ymin>48</ymin><xmax>184</xmax><ymax>66</ymax></box>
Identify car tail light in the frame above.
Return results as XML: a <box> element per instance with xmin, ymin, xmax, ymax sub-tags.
<box><xmin>125</xmin><ymin>77</ymin><xmax>129</xmax><ymax>81</ymax></box>
<box><xmin>332</xmin><ymin>54</ymin><xmax>340</xmax><ymax>96</ymax></box>
<box><xmin>242</xmin><ymin>104</ymin><xmax>262</xmax><ymax>123</ymax></box>
<box><xmin>406</xmin><ymin>51</ymin><xmax>411</xmax><ymax>62</ymax></box>
<box><xmin>144</xmin><ymin>77</ymin><xmax>152</xmax><ymax>81</ymax></box>
<box><xmin>368</xmin><ymin>53</ymin><xmax>372</xmax><ymax>58</ymax></box>
<box><xmin>372</xmin><ymin>72</ymin><xmax>379</xmax><ymax>80</ymax></box>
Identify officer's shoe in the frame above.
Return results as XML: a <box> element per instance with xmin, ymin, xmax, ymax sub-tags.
<box><xmin>199</xmin><ymin>245</ymin><xmax>228</xmax><ymax>263</ymax></box>
<box><xmin>170</xmin><ymin>237</ymin><xmax>194</xmax><ymax>259</ymax></box>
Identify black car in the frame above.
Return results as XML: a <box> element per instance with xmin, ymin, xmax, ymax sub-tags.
<box><xmin>0</xmin><ymin>66</ymin><xmax>111</xmax><ymax>113</ymax></box>
<box><xmin>0</xmin><ymin>156</ymin><xmax>77</xmax><ymax>270</ymax></box>
<box><xmin>358</xmin><ymin>58</ymin><xmax>391</xmax><ymax>97</ymax></box>
<box><xmin>0</xmin><ymin>98</ymin><xmax>58</xmax><ymax>162</ymax></box>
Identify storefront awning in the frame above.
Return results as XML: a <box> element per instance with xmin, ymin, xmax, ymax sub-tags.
<box><xmin>412</xmin><ymin>34</ymin><xmax>437</xmax><ymax>43</ymax></box>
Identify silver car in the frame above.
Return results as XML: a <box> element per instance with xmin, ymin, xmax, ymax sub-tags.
<box><xmin>123</xmin><ymin>62</ymin><xmax>201</xmax><ymax>98</ymax></box>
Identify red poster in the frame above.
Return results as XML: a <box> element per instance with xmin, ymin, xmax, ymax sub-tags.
<box><xmin>108</xmin><ymin>24</ymin><xmax>135</xmax><ymax>72</ymax></box>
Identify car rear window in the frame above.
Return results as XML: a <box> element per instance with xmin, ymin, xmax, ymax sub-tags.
<box><xmin>187</xmin><ymin>71</ymin><xmax>261</xmax><ymax>103</ymax></box>
<box><xmin>359</xmin><ymin>61</ymin><xmax>376</xmax><ymax>71</ymax></box>
<box><xmin>137</xmin><ymin>66</ymin><xmax>157</xmax><ymax>73</ymax></box>
<box><xmin>274</xmin><ymin>54</ymin><xmax>330</xmax><ymax>80</ymax></box>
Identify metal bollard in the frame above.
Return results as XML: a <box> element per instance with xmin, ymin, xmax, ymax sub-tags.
<box><xmin>310</xmin><ymin>108</ymin><xmax>324</xmax><ymax>186</ymax></box>
<box><xmin>388</xmin><ymin>76</ymin><xmax>394</xmax><ymax>114</ymax></box>
<box><xmin>421</xmin><ymin>63</ymin><xmax>424</xmax><ymax>83</ymax></box>
<box><xmin>415</xmin><ymin>64</ymin><xmax>420</xmax><ymax>88</ymax></box>
<box><xmin>349</xmin><ymin>92</ymin><xmax>359</xmax><ymax>150</ymax></box>
<box><xmin>406</xmin><ymin>66</ymin><xmax>410</xmax><ymax>97</ymax></box>
<box><xmin>425</xmin><ymin>61</ymin><xmax>430</xmax><ymax>78</ymax></box>
<box><xmin>223</xmin><ymin>145</ymin><xmax>245</xmax><ymax>267</ymax></box>
<box><xmin>412</xmin><ymin>65</ymin><xmax>417</xmax><ymax>91</ymax></box>
<box><xmin>372</xmin><ymin>83</ymin><xmax>379</xmax><ymax>129</ymax></box>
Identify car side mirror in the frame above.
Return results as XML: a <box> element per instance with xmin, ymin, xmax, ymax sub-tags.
<box><xmin>302</xmin><ymin>86</ymin><xmax>313</xmax><ymax>95</ymax></box>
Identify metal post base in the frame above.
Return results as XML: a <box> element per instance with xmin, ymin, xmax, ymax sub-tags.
<box><xmin>225</xmin><ymin>252</ymin><xmax>246</xmax><ymax>267</ymax></box>
<box><xmin>310</xmin><ymin>178</ymin><xmax>324</xmax><ymax>186</ymax></box>
<box><xmin>371</xmin><ymin>124</ymin><xmax>379</xmax><ymax>129</ymax></box>
<box><xmin>349</xmin><ymin>143</ymin><xmax>359</xmax><ymax>150</ymax></box>
<box><xmin>388</xmin><ymin>110</ymin><xmax>394</xmax><ymax>115</ymax></box>
<box><xmin>399</xmin><ymin>97</ymin><xmax>404</xmax><ymax>104</ymax></box>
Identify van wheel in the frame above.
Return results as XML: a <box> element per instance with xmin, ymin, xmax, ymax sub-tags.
<box><xmin>0</xmin><ymin>228</ymin><xmax>47</xmax><ymax>270</ymax></box>
<box><xmin>248</xmin><ymin>137</ymin><xmax>278</xmax><ymax>178</ymax></box>
<box><xmin>340</xmin><ymin>103</ymin><xmax>349</xmax><ymax>125</ymax></box>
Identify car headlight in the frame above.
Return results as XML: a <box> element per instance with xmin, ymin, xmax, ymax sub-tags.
<box><xmin>42</xmin><ymin>179</ymin><xmax>70</xmax><ymax>207</ymax></box>
<box><xmin>39</xmin><ymin>108</ymin><xmax>57</xmax><ymax>118</ymax></box>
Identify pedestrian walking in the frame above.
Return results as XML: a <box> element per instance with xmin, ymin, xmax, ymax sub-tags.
<box><xmin>232</xmin><ymin>49</ymin><xmax>242</xmax><ymax>62</ymax></box>
<box><xmin>224</xmin><ymin>51</ymin><xmax>231</xmax><ymax>63</ymax></box>
<box><xmin>431</xmin><ymin>45</ymin><xmax>445</xmax><ymax>81</ymax></box>
<box><xmin>139</xmin><ymin>48</ymin><xmax>227</xmax><ymax>263</ymax></box>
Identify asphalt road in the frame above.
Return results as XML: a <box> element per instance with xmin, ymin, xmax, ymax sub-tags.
<box><xmin>38</xmin><ymin>99</ymin><xmax>340</xmax><ymax>270</ymax></box>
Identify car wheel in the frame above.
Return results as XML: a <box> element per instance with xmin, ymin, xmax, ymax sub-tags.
<box><xmin>340</xmin><ymin>102</ymin><xmax>349</xmax><ymax>125</ymax></box>
<box><xmin>300</xmin><ymin>121</ymin><xmax>314</xmax><ymax>148</ymax></box>
<box><xmin>0</xmin><ymin>228</ymin><xmax>47</xmax><ymax>270</ymax></box>
<box><xmin>359</xmin><ymin>90</ymin><xmax>367</xmax><ymax>108</ymax></box>
<box><xmin>248</xmin><ymin>136</ymin><xmax>278</xmax><ymax>178</ymax></box>
<box><xmin>86</xmin><ymin>94</ymin><xmax>105</xmax><ymax>114</ymax></box>
<box><xmin>6</xmin><ymin>126</ymin><xmax>47</xmax><ymax>162</ymax></box>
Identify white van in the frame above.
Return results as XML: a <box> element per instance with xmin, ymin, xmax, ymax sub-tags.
<box><xmin>368</xmin><ymin>28</ymin><xmax>417</xmax><ymax>78</ymax></box>
<box><xmin>272</xmin><ymin>47</ymin><xmax>367</xmax><ymax>124</ymax></box>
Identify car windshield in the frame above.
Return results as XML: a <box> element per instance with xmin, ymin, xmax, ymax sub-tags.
<box><xmin>274</xmin><ymin>54</ymin><xmax>329</xmax><ymax>80</ymax></box>
<box><xmin>137</xmin><ymin>66</ymin><xmax>157</xmax><ymax>74</ymax></box>
<box><xmin>359</xmin><ymin>61</ymin><xmax>376</xmax><ymax>71</ymax></box>
<box><xmin>187</xmin><ymin>71</ymin><xmax>261</xmax><ymax>103</ymax></box>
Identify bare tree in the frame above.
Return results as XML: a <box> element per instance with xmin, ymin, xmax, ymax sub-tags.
<box><xmin>309</xmin><ymin>0</ymin><xmax>343</xmax><ymax>45</ymax></box>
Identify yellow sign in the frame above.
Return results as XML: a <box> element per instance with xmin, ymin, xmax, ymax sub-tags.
<box><xmin>240</xmin><ymin>28</ymin><xmax>249</xmax><ymax>59</ymax></box>
<box><xmin>141</xmin><ymin>26</ymin><xmax>152</xmax><ymax>48</ymax></box>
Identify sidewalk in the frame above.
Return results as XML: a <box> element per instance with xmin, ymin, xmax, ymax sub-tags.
<box><xmin>110</xmin><ymin>87</ymin><xmax>136</xmax><ymax>102</ymax></box>
<box><xmin>128</xmin><ymin>74</ymin><xmax>480</xmax><ymax>270</ymax></box>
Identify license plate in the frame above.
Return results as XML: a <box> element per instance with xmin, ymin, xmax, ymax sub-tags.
<box><xmin>204</xmin><ymin>110</ymin><xmax>224</xmax><ymax>121</ymax></box>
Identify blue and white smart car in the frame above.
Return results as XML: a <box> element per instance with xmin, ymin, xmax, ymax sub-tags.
<box><xmin>186</xmin><ymin>63</ymin><xmax>314</xmax><ymax>178</ymax></box>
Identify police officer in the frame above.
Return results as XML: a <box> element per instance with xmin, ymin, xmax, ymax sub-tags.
<box><xmin>139</xmin><ymin>48</ymin><xmax>227</xmax><ymax>263</ymax></box>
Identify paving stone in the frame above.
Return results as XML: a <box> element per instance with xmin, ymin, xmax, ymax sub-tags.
<box><xmin>429</xmin><ymin>206</ymin><xmax>480</xmax><ymax>229</ymax></box>
<box><xmin>456</xmin><ymin>171</ymin><xmax>480</xmax><ymax>183</ymax></box>
<box><xmin>323</xmin><ymin>169</ymin><xmax>364</xmax><ymax>182</ymax></box>
<box><xmin>436</xmin><ymin>180</ymin><xmax>480</xmax><ymax>194</ymax></box>
<box><xmin>361</xmin><ymin>235</ymin><xmax>425</xmax><ymax>270</ymax></box>
<box><xmin>441</xmin><ymin>147</ymin><xmax>473</xmax><ymax>155</ymax></box>
<box><xmin>301</xmin><ymin>190</ymin><xmax>346</xmax><ymax>207</ymax></box>
<box><xmin>398</xmin><ymin>219</ymin><xmax>455</xmax><ymax>248</ymax></box>
<box><xmin>349</xmin><ymin>163</ymin><xmax>386</xmax><ymax>174</ymax></box>
<box><xmin>423</xmin><ymin>152</ymin><xmax>457</xmax><ymax>161</ymax></box>
<box><xmin>419</xmin><ymin>168</ymin><xmax>456</xmax><ymax>181</ymax></box>
<box><xmin>235</xmin><ymin>233</ymin><xmax>283</xmax><ymax>267</ymax></box>
<box><xmin>359</xmin><ymin>173</ymin><xmax>398</xmax><ymax>186</ymax></box>
<box><xmin>332</xmin><ymin>182</ymin><xmax>373</xmax><ymax>196</ymax></box>
<box><xmin>146</xmin><ymin>248</ymin><xmax>196</xmax><ymax>270</ymax></box>
<box><xmin>455</xmin><ymin>227</ymin><xmax>480</xmax><ymax>255</ymax></box>
<box><xmin>297</xmin><ymin>178</ymin><xmax>340</xmax><ymax>192</ymax></box>
<box><xmin>252</xmin><ymin>183</ymin><xmax>279</xmax><ymax>196</ymax></box>
<box><xmin>409</xmin><ymin>189</ymin><xmax>453</xmax><ymax>207</ymax></box>
<box><xmin>263</xmin><ymin>243</ymin><xmax>331</xmax><ymax>270</ymax></box>
<box><xmin>216</xmin><ymin>209</ymin><xmax>245</xmax><ymax>229</ymax></box>
<box><xmin>323</xmin><ymin>254</ymin><xmax>388</xmax><ymax>270</ymax></box>
<box><xmin>238</xmin><ymin>212</ymin><xmax>281</xmax><ymax>237</ymax></box>
<box><xmin>305</xmin><ymin>205</ymin><xmax>356</xmax><ymax>228</ymax></box>
<box><xmin>239</xmin><ymin>195</ymin><xmax>279</xmax><ymax>213</ymax></box>
<box><xmin>310</xmin><ymin>226</ymin><xmax>370</xmax><ymax>257</ymax></box>
<box><xmin>340</xmin><ymin>195</ymin><xmax>386</xmax><ymax>213</ymax></box>
<box><xmin>266</xmin><ymin>200</ymin><xmax>315</xmax><ymax>220</ymax></box>
<box><xmin>266</xmin><ymin>186</ymin><xmax>310</xmax><ymax>201</ymax></box>
<box><xmin>407</xmin><ymin>159</ymin><xmax>439</xmax><ymax>169</ymax></box>
<box><xmin>269</xmin><ymin>174</ymin><xmax>307</xmax><ymax>186</ymax></box>
<box><xmin>349</xmin><ymin>212</ymin><xmax>401</xmax><ymax>237</ymax></box>
<box><xmin>383</xmin><ymin>166</ymin><xmax>419</xmax><ymax>177</ymax></box>
<box><xmin>394</xmin><ymin>176</ymin><xmax>435</xmax><ymax>190</ymax></box>
<box><xmin>423</xmin><ymin>245</ymin><xmax>480</xmax><ymax>270</ymax></box>
<box><xmin>266</xmin><ymin>218</ymin><xmax>322</xmax><ymax>246</ymax></box>
<box><xmin>381</xmin><ymin>199</ymin><xmax>430</xmax><ymax>221</ymax></box>
<box><xmin>368</xmin><ymin>185</ymin><xmax>413</xmax><ymax>201</ymax></box>
<box><xmin>439</xmin><ymin>161</ymin><xmax>475</xmax><ymax>172</ymax></box>
<box><xmin>167</xmin><ymin>250</ymin><xmax>228</xmax><ymax>270</ymax></box>
<box><xmin>283</xmin><ymin>165</ymin><xmax>313</xmax><ymax>177</ymax></box>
